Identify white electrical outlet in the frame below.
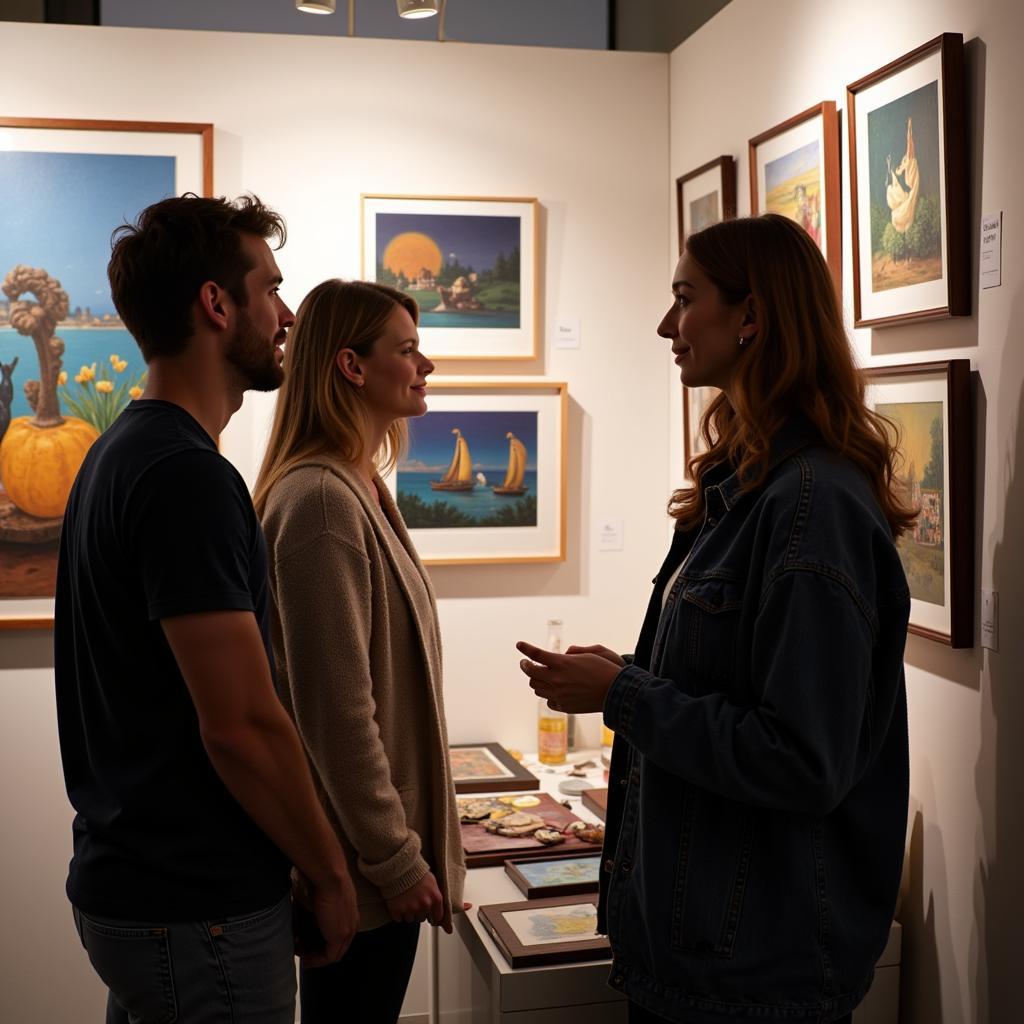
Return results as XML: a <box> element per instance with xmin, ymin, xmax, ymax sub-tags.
<box><xmin>981</xmin><ymin>589</ymin><xmax>998</xmax><ymax>651</ymax></box>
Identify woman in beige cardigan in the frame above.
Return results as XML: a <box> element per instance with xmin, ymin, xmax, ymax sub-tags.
<box><xmin>253</xmin><ymin>280</ymin><xmax>465</xmax><ymax>1024</ymax></box>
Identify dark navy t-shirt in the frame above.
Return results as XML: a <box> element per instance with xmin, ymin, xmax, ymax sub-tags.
<box><xmin>54</xmin><ymin>400</ymin><xmax>289</xmax><ymax>920</ymax></box>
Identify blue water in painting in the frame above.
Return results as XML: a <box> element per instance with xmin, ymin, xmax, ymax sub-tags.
<box><xmin>0</xmin><ymin>327</ymin><xmax>143</xmax><ymax>420</ymax></box>
<box><xmin>397</xmin><ymin>470</ymin><xmax>537</xmax><ymax>522</ymax></box>
<box><xmin>419</xmin><ymin>310</ymin><xmax>519</xmax><ymax>329</ymax></box>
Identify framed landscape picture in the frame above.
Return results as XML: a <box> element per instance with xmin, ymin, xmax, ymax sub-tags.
<box><xmin>361</xmin><ymin>194</ymin><xmax>538</xmax><ymax>360</ymax></box>
<box><xmin>847</xmin><ymin>34</ymin><xmax>969</xmax><ymax>327</ymax></box>
<box><xmin>0</xmin><ymin>117</ymin><xmax>212</xmax><ymax>629</ymax></box>
<box><xmin>383</xmin><ymin>380</ymin><xmax>567</xmax><ymax>565</ymax></box>
<box><xmin>749</xmin><ymin>101</ymin><xmax>841</xmax><ymax>286</ymax></box>
<box><xmin>450</xmin><ymin>743</ymin><xmax>539</xmax><ymax>794</ymax></box>
<box><xmin>504</xmin><ymin>853</ymin><xmax>601</xmax><ymax>899</ymax></box>
<box><xmin>863</xmin><ymin>360</ymin><xmax>973</xmax><ymax>647</ymax></box>
<box><xmin>675</xmin><ymin>156</ymin><xmax>736</xmax><ymax>252</ymax></box>
<box><xmin>478</xmin><ymin>893</ymin><xmax>609</xmax><ymax>968</ymax></box>
<box><xmin>683</xmin><ymin>385</ymin><xmax>720</xmax><ymax>477</ymax></box>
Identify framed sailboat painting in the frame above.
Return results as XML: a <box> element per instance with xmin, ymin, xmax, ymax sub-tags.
<box><xmin>383</xmin><ymin>380</ymin><xmax>567</xmax><ymax>565</ymax></box>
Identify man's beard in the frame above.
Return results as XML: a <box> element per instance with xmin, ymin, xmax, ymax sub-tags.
<box><xmin>225</xmin><ymin>309</ymin><xmax>284</xmax><ymax>392</ymax></box>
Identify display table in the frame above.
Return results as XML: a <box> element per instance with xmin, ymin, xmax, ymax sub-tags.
<box><xmin>451</xmin><ymin>752</ymin><xmax>901</xmax><ymax>1024</ymax></box>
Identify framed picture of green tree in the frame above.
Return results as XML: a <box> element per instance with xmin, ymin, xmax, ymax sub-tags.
<box><xmin>847</xmin><ymin>34</ymin><xmax>969</xmax><ymax>327</ymax></box>
<box><xmin>361</xmin><ymin>194</ymin><xmax>538</xmax><ymax>360</ymax></box>
<box><xmin>863</xmin><ymin>360</ymin><xmax>973</xmax><ymax>647</ymax></box>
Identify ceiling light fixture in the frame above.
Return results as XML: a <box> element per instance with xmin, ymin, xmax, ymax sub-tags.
<box><xmin>296</xmin><ymin>0</ymin><xmax>336</xmax><ymax>13</ymax></box>
<box><xmin>397</xmin><ymin>0</ymin><xmax>439</xmax><ymax>19</ymax></box>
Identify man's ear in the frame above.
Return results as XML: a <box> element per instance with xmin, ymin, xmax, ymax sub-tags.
<box><xmin>196</xmin><ymin>281</ymin><xmax>230</xmax><ymax>332</ymax></box>
<box><xmin>335</xmin><ymin>348</ymin><xmax>365</xmax><ymax>388</ymax></box>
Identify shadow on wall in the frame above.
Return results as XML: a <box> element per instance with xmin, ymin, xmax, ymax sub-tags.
<box><xmin>976</xmin><ymin>284</ymin><xmax>1024</xmax><ymax>1023</ymax></box>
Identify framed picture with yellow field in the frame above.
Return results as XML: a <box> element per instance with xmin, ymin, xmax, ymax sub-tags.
<box><xmin>382</xmin><ymin>379</ymin><xmax>567</xmax><ymax>565</ymax></box>
<box><xmin>749</xmin><ymin>102</ymin><xmax>841</xmax><ymax>288</ymax></box>
<box><xmin>0</xmin><ymin>116</ymin><xmax>212</xmax><ymax>629</ymax></box>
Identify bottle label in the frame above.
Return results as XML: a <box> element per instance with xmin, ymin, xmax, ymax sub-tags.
<box><xmin>539</xmin><ymin>721</ymin><xmax>568</xmax><ymax>758</ymax></box>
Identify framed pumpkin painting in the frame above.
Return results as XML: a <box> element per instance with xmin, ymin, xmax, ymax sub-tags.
<box><xmin>0</xmin><ymin>117</ymin><xmax>212</xmax><ymax>628</ymax></box>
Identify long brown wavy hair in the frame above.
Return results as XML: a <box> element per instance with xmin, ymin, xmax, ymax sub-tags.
<box><xmin>670</xmin><ymin>215</ymin><xmax>917</xmax><ymax>537</ymax></box>
<box><xmin>253</xmin><ymin>279</ymin><xmax>416</xmax><ymax>518</ymax></box>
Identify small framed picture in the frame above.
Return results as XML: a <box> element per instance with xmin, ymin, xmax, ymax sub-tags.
<box><xmin>847</xmin><ymin>34</ymin><xmax>969</xmax><ymax>327</ymax></box>
<box><xmin>504</xmin><ymin>853</ymin><xmax>602</xmax><ymax>900</ymax></box>
<box><xmin>863</xmin><ymin>359</ymin><xmax>973</xmax><ymax>647</ymax></box>
<box><xmin>361</xmin><ymin>193</ymin><xmax>538</xmax><ymax>361</ymax></box>
<box><xmin>383</xmin><ymin>379</ymin><xmax>567</xmax><ymax>565</ymax></box>
<box><xmin>675</xmin><ymin>156</ymin><xmax>736</xmax><ymax>252</ymax></box>
<box><xmin>449</xmin><ymin>743</ymin><xmax>539</xmax><ymax>794</ymax></box>
<box><xmin>478</xmin><ymin>894</ymin><xmax>609</xmax><ymax>968</ymax></box>
<box><xmin>749</xmin><ymin>101</ymin><xmax>841</xmax><ymax>286</ymax></box>
<box><xmin>683</xmin><ymin>385</ymin><xmax>721</xmax><ymax>476</ymax></box>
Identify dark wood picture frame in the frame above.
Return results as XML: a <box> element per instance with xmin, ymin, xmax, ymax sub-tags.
<box><xmin>450</xmin><ymin>742</ymin><xmax>539</xmax><ymax>794</ymax></box>
<box><xmin>748</xmin><ymin>101</ymin><xmax>842</xmax><ymax>289</ymax></box>
<box><xmin>580</xmin><ymin>787</ymin><xmax>608</xmax><ymax>821</ymax></box>
<box><xmin>675</xmin><ymin>156</ymin><xmax>736</xmax><ymax>253</ymax></box>
<box><xmin>863</xmin><ymin>359</ymin><xmax>973</xmax><ymax>647</ymax></box>
<box><xmin>0</xmin><ymin>117</ymin><xmax>213</xmax><ymax>631</ymax></box>
<box><xmin>478</xmin><ymin>893</ymin><xmax>610</xmax><ymax>969</ymax></box>
<box><xmin>847</xmin><ymin>33</ymin><xmax>969</xmax><ymax>328</ymax></box>
<box><xmin>503</xmin><ymin>852</ymin><xmax>602</xmax><ymax>899</ymax></box>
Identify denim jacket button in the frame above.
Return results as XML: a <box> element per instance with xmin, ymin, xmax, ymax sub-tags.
<box><xmin>621</xmin><ymin>860</ymin><xmax>631</xmax><ymax>874</ymax></box>
<box><xmin>619</xmin><ymin>777</ymin><xmax>627</xmax><ymax>788</ymax></box>
<box><xmin>707</xmin><ymin>516</ymin><xmax>718</xmax><ymax>527</ymax></box>
<box><xmin>604</xmin><ymin>858</ymin><xmax>615</xmax><ymax>874</ymax></box>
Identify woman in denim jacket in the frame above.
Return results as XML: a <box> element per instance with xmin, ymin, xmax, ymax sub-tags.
<box><xmin>518</xmin><ymin>215</ymin><xmax>913</xmax><ymax>1024</ymax></box>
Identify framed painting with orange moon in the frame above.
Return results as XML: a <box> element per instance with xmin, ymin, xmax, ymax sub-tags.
<box><xmin>361</xmin><ymin>195</ymin><xmax>538</xmax><ymax>361</ymax></box>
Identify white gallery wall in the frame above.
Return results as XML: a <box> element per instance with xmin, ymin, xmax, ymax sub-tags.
<box><xmin>0</xmin><ymin>21</ymin><xmax>669</xmax><ymax>1023</ymax></box>
<box><xmin>668</xmin><ymin>1</ymin><xmax>1023</xmax><ymax>1021</ymax></box>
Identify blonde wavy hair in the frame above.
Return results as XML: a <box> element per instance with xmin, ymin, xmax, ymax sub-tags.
<box><xmin>253</xmin><ymin>279</ymin><xmax>417</xmax><ymax>517</ymax></box>
<box><xmin>672</xmin><ymin>215</ymin><xmax>917</xmax><ymax>538</ymax></box>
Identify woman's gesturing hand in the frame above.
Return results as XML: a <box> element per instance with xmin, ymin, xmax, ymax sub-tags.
<box><xmin>516</xmin><ymin>640</ymin><xmax>624</xmax><ymax>714</ymax></box>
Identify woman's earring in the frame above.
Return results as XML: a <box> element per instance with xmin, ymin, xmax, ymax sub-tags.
<box><xmin>738</xmin><ymin>333</ymin><xmax>747</xmax><ymax>347</ymax></box>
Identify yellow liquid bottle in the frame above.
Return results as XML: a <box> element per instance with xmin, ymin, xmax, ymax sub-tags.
<box><xmin>601</xmin><ymin>724</ymin><xmax>614</xmax><ymax>767</ymax></box>
<box><xmin>537</xmin><ymin>619</ymin><xmax>568</xmax><ymax>765</ymax></box>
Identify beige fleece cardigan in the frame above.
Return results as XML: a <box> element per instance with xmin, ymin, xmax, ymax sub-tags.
<box><xmin>261</xmin><ymin>457</ymin><xmax>465</xmax><ymax>931</ymax></box>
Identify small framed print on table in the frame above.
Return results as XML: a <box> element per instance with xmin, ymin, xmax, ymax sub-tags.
<box><xmin>676</xmin><ymin>156</ymin><xmax>736</xmax><ymax>252</ymax></box>
<box><xmin>478</xmin><ymin>894</ymin><xmax>609</xmax><ymax>969</ymax></box>
<box><xmin>847</xmin><ymin>34</ymin><xmax>969</xmax><ymax>327</ymax></box>
<box><xmin>384</xmin><ymin>379</ymin><xmax>567</xmax><ymax>565</ymax></box>
<box><xmin>361</xmin><ymin>194</ymin><xmax>538</xmax><ymax>361</ymax></box>
<box><xmin>450</xmin><ymin>743</ymin><xmax>539</xmax><ymax>794</ymax></box>
<box><xmin>0</xmin><ymin>116</ymin><xmax>212</xmax><ymax>630</ymax></box>
<box><xmin>749</xmin><ymin>101</ymin><xmax>841</xmax><ymax>287</ymax></box>
<box><xmin>503</xmin><ymin>853</ymin><xmax>601</xmax><ymax>900</ymax></box>
<box><xmin>863</xmin><ymin>359</ymin><xmax>973</xmax><ymax>647</ymax></box>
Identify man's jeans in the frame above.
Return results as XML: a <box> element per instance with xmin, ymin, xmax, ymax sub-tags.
<box><xmin>73</xmin><ymin>894</ymin><xmax>295</xmax><ymax>1024</ymax></box>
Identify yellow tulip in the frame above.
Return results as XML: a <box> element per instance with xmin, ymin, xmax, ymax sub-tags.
<box><xmin>113</xmin><ymin>359</ymin><xmax>128</xmax><ymax>373</ymax></box>
<box><xmin>96</xmin><ymin>380</ymin><xmax>114</xmax><ymax>394</ymax></box>
<box><xmin>129</xmin><ymin>386</ymin><xmax>143</xmax><ymax>400</ymax></box>
<box><xmin>109</xmin><ymin>354</ymin><xmax>120</xmax><ymax>365</ymax></box>
<box><xmin>74</xmin><ymin>373</ymin><xmax>90</xmax><ymax>386</ymax></box>
<box><xmin>77</xmin><ymin>363</ymin><xmax>96</xmax><ymax>382</ymax></box>
<box><xmin>57</xmin><ymin>371</ymin><xmax>68</xmax><ymax>385</ymax></box>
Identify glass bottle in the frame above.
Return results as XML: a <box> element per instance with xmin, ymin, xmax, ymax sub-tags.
<box><xmin>537</xmin><ymin>619</ymin><xmax>568</xmax><ymax>765</ymax></box>
<box><xmin>601</xmin><ymin>724</ymin><xmax>614</xmax><ymax>767</ymax></box>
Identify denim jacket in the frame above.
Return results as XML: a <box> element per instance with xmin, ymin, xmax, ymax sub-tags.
<box><xmin>599</xmin><ymin>418</ymin><xmax>910</xmax><ymax>1023</ymax></box>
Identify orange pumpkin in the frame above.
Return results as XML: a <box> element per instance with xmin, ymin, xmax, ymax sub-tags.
<box><xmin>0</xmin><ymin>416</ymin><xmax>99</xmax><ymax>519</ymax></box>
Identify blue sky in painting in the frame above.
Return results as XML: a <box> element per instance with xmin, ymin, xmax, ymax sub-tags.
<box><xmin>376</xmin><ymin>213</ymin><xmax>520</xmax><ymax>272</ymax></box>
<box><xmin>0</xmin><ymin>151</ymin><xmax>176</xmax><ymax>315</ymax></box>
<box><xmin>402</xmin><ymin>410</ymin><xmax>537</xmax><ymax>471</ymax></box>
<box><xmin>765</xmin><ymin>139</ymin><xmax>820</xmax><ymax>192</ymax></box>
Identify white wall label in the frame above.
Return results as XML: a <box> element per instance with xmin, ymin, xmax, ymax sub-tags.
<box><xmin>554</xmin><ymin>317</ymin><xmax>581</xmax><ymax>349</ymax></box>
<box><xmin>980</xmin><ymin>212</ymin><xmax>1002</xmax><ymax>289</ymax></box>
<box><xmin>597</xmin><ymin>518</ymin><xmax>624</xmax><ymax>551</ymax></box>
<box><xmin>981</xmin><ymin>589</ymin><xmax>998</xmax><ymax>651</ymax></box>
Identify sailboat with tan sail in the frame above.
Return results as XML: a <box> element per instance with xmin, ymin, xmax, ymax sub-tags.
<box><xmin>493</xmin><ymin>432</ymin><xmax>528</xmax><ymax>496</ymax></box>
<box><xmin>430</xmin><ymin>428</ymin><xmax>475</xmax><ymax>492</ymax></box>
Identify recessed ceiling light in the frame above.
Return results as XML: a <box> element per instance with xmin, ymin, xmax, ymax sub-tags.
<box><xmin>397</xmin><ymin>0</ymin><xmax>439</xmax><ymax>18</ymax></box>
<box><xmin>296</xmin><ymin>0</ymin><xmax>336</xmax><ymax>13</ymax></box>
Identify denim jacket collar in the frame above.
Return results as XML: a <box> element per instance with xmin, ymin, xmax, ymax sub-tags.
<box><xmin>705</xmin><ymin>414</ymin><xmax>821</xmax><ymax>514</ymax></box>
